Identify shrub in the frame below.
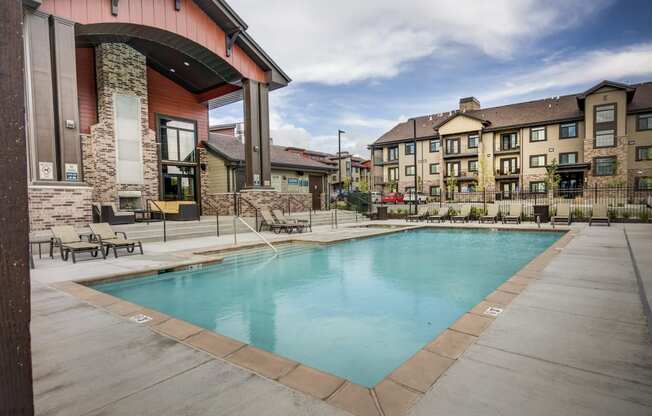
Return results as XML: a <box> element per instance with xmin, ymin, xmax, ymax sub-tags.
<box><xmin>572</xmin><ymin>208</ymin><xmax>585</xmax><ymax>220</ymax></box>
<box><xmin>622</xmin><ymin>210</ymin><xmax>631</xmax><ymax>220</ymax></box>
<box><xmin>639</xmin><ymin>209</ymin><xmax>650</xmax><ymax>223</ymax></box>
<box><xmin>469</xmin><ymin>206</ymin><xmax>485</xmax><ymax>219</ymax></box>
<box><xmin>608</xmin><ymin>209</ymin><xmax>617</xmax><ymax>221</ymax></box>
<box><xmin>448</xmin><ymin>208</ymin><xmax>459</xmax><ymax>216</ymax></box>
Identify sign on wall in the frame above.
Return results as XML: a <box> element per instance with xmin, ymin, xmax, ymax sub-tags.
<box><xmin>39</xmin><ymin>161</ymin><xmax>54</xmax><ymax>180</ymax></box>
<box><xmin>65</xmin><ymin>163</ymin><xmax>78</xmax><ymax>182</ymax></box>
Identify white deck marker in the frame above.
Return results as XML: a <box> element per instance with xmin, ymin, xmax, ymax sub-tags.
<box><xmin>484</xmin><ymin>307</ymin><xmax>503</xmax><ymax>317</ymax></box>
<box><xmin>129</xmin><ymin>314</ymin><xmax>153</xmax><ymax>324</ymax></box>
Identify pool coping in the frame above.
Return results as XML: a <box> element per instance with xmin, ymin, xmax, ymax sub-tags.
<box><xmin>50</xmin><ymin>224</ymin><xmax>577</xmax><ymax>416</ymax></box>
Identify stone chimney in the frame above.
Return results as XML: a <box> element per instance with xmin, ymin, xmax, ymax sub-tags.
<box><xmin>459</xmin><ymin>96</ymin><xmax>481</xmax><ymax>112</ymax></box>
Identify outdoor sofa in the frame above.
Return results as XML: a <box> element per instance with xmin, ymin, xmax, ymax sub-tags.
<box><xmin>89</xmin><ymin>222</ymin><xmax>144</xmax><ymax>257</ymax></box>
<box><xmin>94</xmin><ymin>203</ymin><xmax>136</xmax><ymax>225</ymax></box>
<box><xmin>51</xmin><ymin>225</ymin><xmax>105</xmax><ymax>263</ymax></box>
<box><xmin>149</xmin><ymin>200</ymin><xmax>199</xmax><ymax>221</ymax></box>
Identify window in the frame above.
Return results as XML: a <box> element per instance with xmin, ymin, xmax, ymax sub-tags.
<box><xmin>429</xmin><ymin>163</ymin><xmax>440</xmax><ymax>174</ymax></box>
<box><xmin>637</xmin><ymin>146</ymin><xmax>652</xmax><ymax>161</ymax></box>
<box><xmin>446</xmin><ymin>162</ymin><xmax>460</xmax><ymax>177</ymax></box>
<box><xmin>559</xmin><ymin>152</ymin><xmax>578</xmax><ymax>165</ymax></box>
<box><xmin>500</xmin><ymin>158</ymin><xmax>518</xmax><ymax>174</ymax></box>
<box><xmin>468</xmin><ymin>160</ymin><xmax>478</xmax><ymax>172</ymax></box>
<box><xmin>530</xmin><ymin>154</ymin><xmax>546</xmax><ymax>168</ymax></box>
<box><xmin>388</xmin><ymin>146</ymin><xmax>399</xmax><ymax>161</ymax></box>
<box><xmin>405</xmin><ymin>142</ymin><xmax>415</xmax><ymax>155</ymax></box>
<box><xmin>637</xmin><ymin>177</ymin><xmax>652</xmax><ymax>190</ymax></box>
<box><xmin>388</xmin><ymin>167</ymin><xmax>399</xmax><ymax>181</ymax></box>
<box><xmin>468</xmin><ymin>134</ymin><xmax>479</xmax><ymax>148</ymax></box>
<box><xmin>595</xmin><ymin>129</ymin><xmax>615</xmax><ymax>147</ymax></box>
<box><xmin>594</xmin><ymin>157</ymin><xmax>617</xmax><ymax>176</ymax></box>
<box><xmin>405</xmin><ymin>165</ymin><xmax>415</xmax><ymax>176</ymax></box>
<box><xmin>160</xmin><ymin>117</ymin><xmax>196</xmax><ymax>163</ymax></box>
<box><xmin>530</xmin><ymin>126</ymin><xmax>546</xmax><ymax>142</ymax></box>
<box><xmin>501</xmin><ymin>133</ymin><xmax>518</xmax><ymax>150</ymax></box>
<box><xmin>595</xmin><ymin>104</ymin><xmax>615</xmax><ymax>123</ymax></box>
<box><xmin>529</xmin><ymin>181</ymin><xmax>546</xmax><ymax>193</ymax></box>
<box><xmin>115</xmin><ymin>95</ymin><xmax>143</xmax><ymax>184</ymax></box>
<box><xmin>430</xmin><ymin>185</ymin><xmax>441</xmax><ymax>196</ymax></box>
<box><xmin>638</xmin><ymin>113</ymin><xmax>652</xmax><ymax>131</ymax></box>
<box><xmin>446</xmin><ymin>138</ymin><xmax>460</xmax><ymax>154</ymax></box>
<box><xmin>430</xmin><ymin>139</ymin><xmax>440</xmax><ymax>152</ymax></box>
<box><xmin>560</xmin><ymin>122</ymin><xmax>578</xmax><ymax>138</ymax></box>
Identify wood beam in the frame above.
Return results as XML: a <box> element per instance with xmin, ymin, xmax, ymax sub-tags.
<box><xmin>0</xmin><ymin>0</ymin><xmax>34</xmax><ymax>415</ymax></box>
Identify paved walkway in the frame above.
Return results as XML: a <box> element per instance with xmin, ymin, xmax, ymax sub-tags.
<box><xmin>31</xmin><ymin>222</ymin><xmax>652</xmax><ymax>415</ymax></box>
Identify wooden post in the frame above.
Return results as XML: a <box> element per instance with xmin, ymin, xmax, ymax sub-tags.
<box><xmin>0</xmin><ymin>1</ymin><xmax>35</xmax><ymax>415</ymax></box>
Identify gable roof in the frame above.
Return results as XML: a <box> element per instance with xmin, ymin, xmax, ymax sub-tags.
<box><xmin>205</xmin><ymin>133</ymin><xmax>335</xmax><ymax>172</ymax></box>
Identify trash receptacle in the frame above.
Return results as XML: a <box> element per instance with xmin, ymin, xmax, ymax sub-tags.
<box><xmin>376</xmin><ymin>206</ymin><xmax>388</xmax><ymax>220</ymax></box>
<box><xmin>533</xmin><ymin>204</ymin><xmax>550</xmax><ymax>223</ymax></box>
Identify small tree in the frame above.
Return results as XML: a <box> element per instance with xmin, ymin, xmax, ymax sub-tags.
<box><xmin>447</xmin><ymin>177</ymin><xmax>458</xmax><ymax>201</ymax></box>
<box><xmin>545</xmin><ymin>158</ymin><xmax>561</xmax><ymax>196</ymax></box>
<box><xmin>387</xmin><ymin>179</ymin><xmax>397</xmax><ymax>193</ymax></box>
<box><xmin>359</xmin><ymin>178</ymin><xmax>369</xmax><ymax>192</ymax></box>
<box><xmin>342</xmin><ymin>176</ymin><xmax>351</xmax><ymax>193</ymax></box>
<box><xmin>416</xmin><ymin>175</ymin><xmax>423</xmax><ymax>193</ymax></box>
<box><xmin>477</xmin><ymin>158</ymin><xmax>490</xmax><ymax>192</ymax></box>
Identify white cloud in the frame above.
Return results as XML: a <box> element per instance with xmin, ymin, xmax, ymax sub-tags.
<box><xmin>481</xmin><ymin>43</ymin><xmax>652</xmax><ymax>102</ymax></box>
<box><xmin>230</xmin><ymin>0</ymin><xmax>610</xmax><ymax>85</ymax></box>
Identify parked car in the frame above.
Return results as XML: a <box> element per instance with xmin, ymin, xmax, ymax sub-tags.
<box><xmin>382</xmin><ymin>192</ymin><xmax>404</xmax><ymax>204</ymax></box>
<box><xmin>403</xmin><ymin>192</ymin><xmax>428</xmax><ymax>204</ymax></box>
<box><xmin>371</xmin><ymin>191</ymin><xmax>382</xmax><ymax>203</ymax></box>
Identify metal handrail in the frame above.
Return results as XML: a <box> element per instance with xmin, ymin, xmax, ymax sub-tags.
<box><xmin>236</xmin><ymin>216</ymin><xmax>278</xmax><ymax>254</ymax></box>
<box><xmin>237</xmin><ymin>195</ymin><xmax>260</xmax><ymax>232</ymax></box>
<box><xmin>203</xmin><ymin>197</ymin><xmax>220</xmax><ymax>237</ymax></box>
<box><xmin>146</xmin><ymin>199</ymin><xmax>167</xmax><ymax>242</ymax></box>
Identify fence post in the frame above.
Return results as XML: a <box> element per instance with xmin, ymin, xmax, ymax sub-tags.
<box><xmin>594</xmin><ymin>183</ymin><xmax>598</xmax><ymax>203</ymax></box>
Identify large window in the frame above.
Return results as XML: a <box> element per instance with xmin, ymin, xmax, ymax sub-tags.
<box><xmin>405</xmin><ymin>165</ymin><xmax>415</xmax><ymax>176</ymax></box>
<box><xmin>594</xmin><ymin>157</ymin><xmax>617</xmax><ymax>176</ymax></box>
<box><xmin>559</xmin><ymin>152</ymin><xmax>578</xmax><ymax>165</ymax></box>
<box><xmin>115</xmin><ymin>95</ymin><xmax>143</xmax><ymax>184</ymax></box>
<box><xmin>529</xmin><ymin>154</ymin><xmax>546</xmax><ymax>168</ymax></box>
<box><xmin>500</xmin><ymin>158</ymin><xmax>518</xmax><ymax>174</ymax></box>
<box><xmin>530</xmin><ymin>126</ymin><xmax>546</xmax><ymax>142</ymax></box>
<box><xmin>405</xmin><ymin>142</ymin><xmax>415</xmax><ymax>155</ymax></box>
<box><xmin>595</xmin><ymin>104</ymin><xmax>615</xmax><ymax>123</ymax></box>
<box><xmin>595</xmin><ymin>130</ymin><xmax>615</xmax><ymax>147</ymax></box>
<box><xmin>429</xmin><ymin>163</ymin><xmax>440</xmax><ymax>174</ymax></box>
<box><xmin>638</xmin><ymin>113</ymin><xmax>652</xmax><ymax>131</ymax></box>
<box><xmin>430</xmin><ymin>139</ymin><xmax>440</xmax><ymax>152</ymax></box>
<box><xmin>529</xmin><ymin>181</ymin><xmax>546</xmax><ymax>193</ymax></box>
<box><xmin>636</xmin><ymin>146</ymin><xmax>652</xmax><ymax>161</ymax></box>
<box><xmin>594</xmin><ymin>104</ymin><xmax>616</xmax><ymax>148</ymax></box>
<box><xmin>388</xmin><ymin>167</ymin><xmax>399</xmax><ymax>181</ymax></box>
<box><xmin>162</xmin><ymin>165</ymin><xmax>196</xmax><ymax>201</ymax></box>
<box><xmin>388</xmin><ymin>146</ymin><xmax>399</xmax><ymax>161</ymax></box>
<box><xmin>160</xmin><ymin>118</ymin><xmax>196</xmax><ymax>162</ymax></box>
<box><xmin>560</xmin><ymin>122</ymin><xmax>578</xmax><ymax>138</ymax></box>
<box><xmin>501</xmin><ymin>133</ymin><xmax>518</xmax><ymax>150</ymax></box>
<box><xmin>446</xmin><ymin>162</ymin><xmax>460</xmax><ymax>177</ymax></box>
<box><xmin>468</xmin><ymin>134</ymin><xmax>479</xmax><ymax>148</ymax></box>
<box><xmin>468</xmin><ymin>160</ymin><xmax>478</xmax><ymax>172</ymax></box>
<box><xmin>446</xmin><ymin>138</ymin><xmax>460</xmax><ymax>154</ymax></box>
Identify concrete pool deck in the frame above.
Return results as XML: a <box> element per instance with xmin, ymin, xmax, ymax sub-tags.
<box><xmin>30</xmin><ymin>222</ymin><xmax>652</xmax><ymax>415</ymax></box>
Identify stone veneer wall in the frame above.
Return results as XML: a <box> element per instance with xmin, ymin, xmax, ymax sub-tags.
<box><xmin>84</xmin><ymin>43</ymin><xmax>159</xmax><ymax>205</ymax></box>
<box><xmin>29</xmin><ymin>185</ymin><xmax>93</xmax><ymax>231</ymax></box>
<box><xmin>203</xmin><ymin>191</ymin><xmax>313</xmax><ymax>216</ymax></box>
<box><xmin>584</xmin><ymin>136</ymin><xmax>628</xmax><ymax>187</ymax></box>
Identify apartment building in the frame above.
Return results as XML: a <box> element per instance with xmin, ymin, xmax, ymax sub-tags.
<box><xmin>370</xmin><ymin>80</ymin><xmax>652</xmax><ymax>198</ymax></box>
<box><xmin>329</xmin><ymin>152</ymin><xmax>371</xmax><ymax>194</ymax></box>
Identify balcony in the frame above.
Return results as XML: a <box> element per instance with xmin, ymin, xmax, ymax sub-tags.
<box><xmin>443</xmin><ymin>149</ymin><xmax>478</xmax><ymax>159</ymax></box>
<box><xmin>495</xmin><ymin>168</ymin><xmax>520</xmax><ymax>179</ymax></box>
<box><xmin>494</xmin><ymin>147</ymin><xmax>520</xmax><ymax>155</ymax></box>
<box><xmin>444</xmin><ymin>171</ymin><xmax>478</xmax><ymax>181</ymax></box>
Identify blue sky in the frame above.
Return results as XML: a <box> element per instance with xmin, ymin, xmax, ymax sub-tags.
<box><xmin>211</xmin><ymin>0</ymin><xmax>652</xmax><ymax>157</ymax></box>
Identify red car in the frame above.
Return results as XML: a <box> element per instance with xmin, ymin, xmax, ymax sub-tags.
<box><xmin>382</xmin><ymin>192</ymin><xmax>404</xmax><ymax>204</ymax></box>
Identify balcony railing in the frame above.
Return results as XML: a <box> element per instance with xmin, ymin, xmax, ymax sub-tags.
<box><xmin>444</xmin><ymin>170</ymin><xmax>478</xmax><ymax>180</ymax></box>
<box><xmin>496</xmin><ymin>168</ymin><xmax>520</xmax><ymax>176</ymax></box>
<box><xmin>443</xmin><ymin>149</ymin><xmax>478</xmax><ymax>158</ymax></box>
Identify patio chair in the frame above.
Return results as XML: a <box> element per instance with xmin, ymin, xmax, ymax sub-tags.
<box><xmin>479</xmin><ymin>204</ymin><xmax>500</xmax><ymax>224</ymax></box>
<box><xmin>51</xmin><ymin>226</ymin><xmax>105</xmax><ymax>263</ymax></box>
<box><xmin>589</xmin><ymin>204</ymin><xmax>610</xmax><ymax>226</ymax></box>
<box><xmin>89</xmin><ymin>222</ymin><xmax>144</xmax><ymax>257</ymax></box>
<box><xmin>552</xmin><ymin>204</ymin><xmax>571</xmax><ymax>226</ymax></box>
<box><xmin>426</xmin><ymin>205</ymin><xmax>447</xmax><ymax>223</ymax></box>
<box><xmin>272</xmin><ymin>209</ymin><xmax>311</xmax><ymax>232</ymax></box>
<box><xmin>407</xmin><ymin>205</ymin><xmax>429</xmax><ymax>222</ymax></box>
<box><xmin>260</xmin><ymin>210</ymin><xmax>299</xmax><ymax>234</ymax></box>
<box><xmin>451</xmin><ymin>205</ymin><xmax>471</xmax><ymax>223</ymax></box>
<box><xmin>502</xmin><ymin>204</ymin><xmax>522</xmax><ymax>224</ymax></box>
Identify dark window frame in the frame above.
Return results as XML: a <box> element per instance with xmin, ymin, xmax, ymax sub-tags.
<box><xmin>405</xmin><ymin>142</ymin><xmax>415</xmax><ymax>155</ymax></box>
<box><xmin>500</xmin><ymin>132</ymin><xmax>519</xmax><ymax>151</ymax></box>
<box><xmin>388</xmin><ymin>146</ymin><xmax>399</xmax><ymax>161</ymax></box>
<box><xmin>467</xmin><ymin>134</ymin><xmax>479</xmax><ymax>149</ymax></box>
<box><xmin>429</xmin><ymin>163</ymin><xmax>440</xmax><ymax>174</ymax></box>
<box><xmin>405</xmin><ymin>165</ymin><xmax>416</xmax><ymax>176</ymax></box>
<box><xmin>499</xmin><ymin>157</ymin><xmax>518</xmax><ymax>174</ymax></box>
<box><xmin>529</xmin><ymin>181</ymin><xmax>547</xmax><ymax>193</ymax></box>
<box><xmin>636</xmin><ymin>176</ymin><xmax>652</xmax><ymax>190</ymax></box>
<box><xmin>636</xmin><ymin>146</ymin><xmax>652</xmax><ymax>161</ymax></box>
<box><xmin>446</xmin><ymin>161</ymin><xmax>461</xmax><ymax>177</ymax></box>
<box><xmin>529</xmin><ymin>154</ymin><xmax>547</xmax><ymax>168</ymax></box>
<box><xmin>445</xmin><ymin>137</ymin><xmax>460</xmax><ymax>155</ymax></box>
<box><xmin>387</xmin><ymin>166</ymin><xmax>399</xmax><ymax>181</ymax></box>
<box><xmin>593</xmin><ymin>102</ymin><xmax>617</xmax><ymax>149</ymax></box>
<box><xmin>429</xmin><ymin>139</ymin><xmax>440</xmax><ymax>153</ymax></box>
<box><xmin>429</xmin><ymin>185</ymin><xmax>441</xmax><ymax>196</ymax></box>
<box><xmin>593</xmin><ymin>156</ymin><xmax>617</xmax><ymax>177</ymax></box>
<box><xmin>559</xmin><ymin>121</ymin><xmax>578</xmax><ymax>139</ymax></box>
<box><xmin>559</xmin><ymin>152</ymin><xmax>578</xmax><ymax>165</ymax></box>
<box><xmin>529</xmin><ymin>126</ymin><xmax>547</xmax><ymax>142</ymax></box>
<box><xmin>468</xmin><ymin>159</ymin><xmax>478</xmax><ymax>172</ymax></box>
<box><xmin>637</xmin><ymin>113</ymin><xmax>652</xmax><ymax>131</ymax></box>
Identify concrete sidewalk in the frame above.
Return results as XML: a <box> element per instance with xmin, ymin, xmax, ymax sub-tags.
<box><xmin>410</xmin><ymin>224</ymin><xmax>652</xmax><ymax>415</ymax></box>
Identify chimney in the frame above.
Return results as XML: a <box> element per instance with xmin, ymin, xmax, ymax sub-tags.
<box><xmin>459</xmin><ymin>96</ymin><xmax>481</xmax><ymax>112</ymax></box>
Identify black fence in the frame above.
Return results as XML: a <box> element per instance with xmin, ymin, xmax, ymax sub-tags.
<box><xmin>382</xmin><ymin>186</ymin><xmax>652</xmax><ymax>222</ymax></box>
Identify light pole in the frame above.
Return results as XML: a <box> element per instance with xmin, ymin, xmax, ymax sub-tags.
<box><xmin>338</xmin><ymin>129</ymin><xmax>345</xmax><ymax>200</ymax></box>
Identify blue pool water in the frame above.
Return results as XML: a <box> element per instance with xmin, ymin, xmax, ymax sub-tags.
<box><xmin>93</xmin><ymin>228</ymin><xmax>561</xmax><ymax>387</ymax></box>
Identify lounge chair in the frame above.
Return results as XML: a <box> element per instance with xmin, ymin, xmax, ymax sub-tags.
<box><xmin>451</xmin><ymin>205</ymin><xmax>471</xmax><ymax>223</ymax></box>
<box><xmin>407</xmin><ymin>205</ymin><xmax>429</xmax><ymax>222</ymax></box>
<box><xmin>426</xmin><ymin>206</ymin><xmax>447</xmax><ymax>223</ymax></box>
<box><xmin>552</xmin><ymin>204</ymin><xmax>571</xmax><ymax>225</ymax></box>
<box><xmin>502</xmin><ymin>204</ymin><xmax>522</xmax><ymax>224</ymax></box>
<box><xmin>479</xmin><ymin>204</ymin><xmax>499</xmax><ymax>223</ymax></box>
<box><xmin>589</xmin><ymin>204</ymin><xmax>610</xmax><ymax>226</ymax></box>
<box><xmin>272</xmin><ymin>209</ymin><xmax>311</xmax><ymax>231</ymax></box>
<box><xmin>89</xmin><ymin>223</ymin><xmax>144</xmax><ymax>257</ymax></box>
<box><xmin>51</xmin><ymin>226</ymin><xmax>105</xmax><ymax>263</ymax></box>
<box><xmin>260</xmin><ymin>210</ymin><xmax>300</xmax><ymax>234</ymax></box>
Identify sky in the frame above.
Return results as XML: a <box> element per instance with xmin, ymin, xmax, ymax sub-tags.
<box><xmin>210</xmin><ymin>0</ymin><xmax>652</xmax><ymax>158</ymax></box>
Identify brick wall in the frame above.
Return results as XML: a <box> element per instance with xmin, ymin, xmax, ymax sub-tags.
<box><xmin>203</xmin><ymin>191</ymin><xmax>313</xmax><ymax>216</ymax></box>
<box><xmin>28</xmin><ymin>185</ymin><xmax>93</xmax><ymax>231</ymax></box>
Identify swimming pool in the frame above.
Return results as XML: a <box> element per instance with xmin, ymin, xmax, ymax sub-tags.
<box><xmin>93</xmin><ymin>228</ymin><xmax>562</xmax><ymax>387</ymax></box>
